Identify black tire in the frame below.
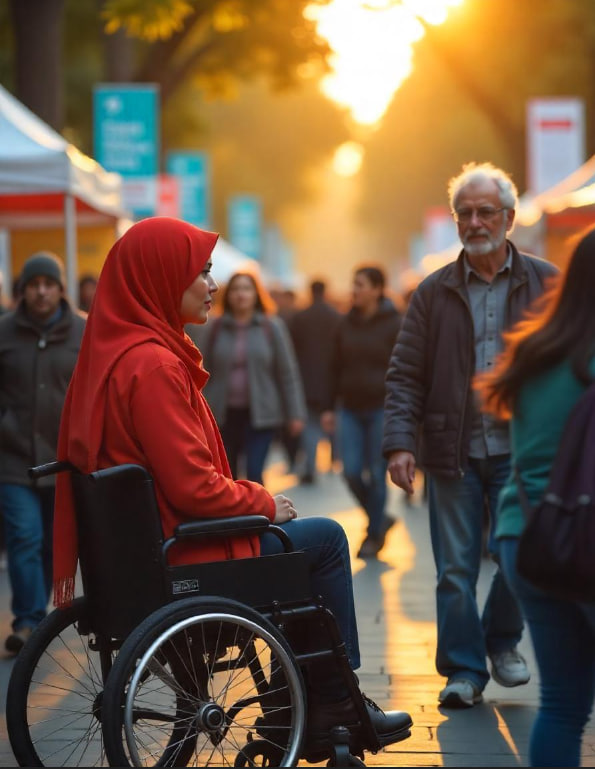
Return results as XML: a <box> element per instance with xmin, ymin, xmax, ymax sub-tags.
<box><xmin>6</xmin><ymin>598</ymin><xmax>116</xmax><ymax>767</ymax></box>
<box><xmin>102</xmin><ymin>596</ymin><xmax>306</xmax><ymax>767</ymax></box>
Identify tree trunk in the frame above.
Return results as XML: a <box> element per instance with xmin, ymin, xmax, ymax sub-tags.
<box><xmin>10</xmin><ymin>0</ymin><xmax>64</xmax><ymax>130</ymax></box>
<box><xmin>97</xmin><ymin>0</ymin><xmax>135</xmax><ymax>82</ymax></box>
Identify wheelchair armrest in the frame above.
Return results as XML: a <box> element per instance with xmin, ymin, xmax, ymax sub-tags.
<box><xmin>28</xmin><ymin>460</ymin><xmax>75</xmax><ymax>480</ymax></box>
<box><xmin>175</xmin><ymin>515</ymin><xmax>271</xmax><ymax>539</ymax></box>
<box><xmin>168</xmin><ymin>516</ymin><xmax>294</xmax><ymax>553</ymax></box>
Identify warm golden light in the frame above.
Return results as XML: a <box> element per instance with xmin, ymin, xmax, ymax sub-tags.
<box><xmin>333</xmin><ymin>141</ymin><xmax>365</xmax><ymax>176</ymax></box>
<box><xmin>306</xmin><ymin>0</ymin><xmax>463</xmax><ymax>127</ymax></box>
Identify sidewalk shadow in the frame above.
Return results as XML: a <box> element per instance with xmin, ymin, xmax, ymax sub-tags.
<box><xmin>436</xmin><ymin>701</ymin><xmax>532</xmax><ymax>766</ymax></box>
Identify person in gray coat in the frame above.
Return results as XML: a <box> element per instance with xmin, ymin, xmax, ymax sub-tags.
<box><xmin>0</xmin><ymin>252</ymin><xmax>85</xmax><ymax>654</ymax></box>
<box><xmin>383</xmin><ymin>162</ymin><xmax>559</xmax><ymax>708</ymax></box>
<box><xmin>187</xmin><ymin>270</ymin><xmax>306</xmax><ymax>485</ymax></box>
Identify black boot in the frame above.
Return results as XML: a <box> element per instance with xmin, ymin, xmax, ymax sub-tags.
<box><xmin>305</xmin><ymin>692</ymin><xmax>412</xmax><ymax>753</ymax></box>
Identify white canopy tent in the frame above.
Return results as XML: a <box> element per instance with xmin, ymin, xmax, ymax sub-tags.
<box><xmin>0</xmin><ymin>83</ymin><xmax>128</xmax><ymax>297</ymax></box>
<box><xmin>0</xmin><ymin>84</ymin><xmax>275</xmax><ymax>297</ymax></box>
<box><xmin>211</xmin><ymin>237</ymin><xmax>270</xmax><ymax>285</ymax></box>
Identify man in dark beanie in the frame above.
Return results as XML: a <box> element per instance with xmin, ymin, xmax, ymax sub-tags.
<box><xmin>0</xmin><ymin>251</ymin><xmax>85</xmax><ymax>654</ymax></box>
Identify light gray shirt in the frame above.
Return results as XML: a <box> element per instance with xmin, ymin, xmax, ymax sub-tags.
<box><xmin>464</xmin><ymin>247</ymin><xmax>512</xmax><ymax>458</ymax></box>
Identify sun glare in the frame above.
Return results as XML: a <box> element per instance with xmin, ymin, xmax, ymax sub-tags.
<box><xmin>306</xmin><ymin>0</ymin><xmax>463</xmax><ymax>127</ymax></box>
<box><xmin>333</xmin><ymin>141</ymin><xmax>365</xmax><ymax>176</ymax></box>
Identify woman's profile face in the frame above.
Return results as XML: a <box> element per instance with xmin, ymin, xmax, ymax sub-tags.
<box><xmin>180</xmin><ymin>261</ymin><xmax>218</xmax><ymax>325</ymax></box>
<box><xmin>351</xmin><ymin>272</ymin><xmax>381</xmax><ymax>312</ymax></box>
<box><xmin>226</xmin><ymin>274</ymin><xmax>258</xmax><ymax>315</ymax></box>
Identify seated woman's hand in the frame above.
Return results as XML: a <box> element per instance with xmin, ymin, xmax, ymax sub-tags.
<box><xmin>273</xmin><ymin>494</ymin><xmax>298</xmax><ymax>524</ymax></box>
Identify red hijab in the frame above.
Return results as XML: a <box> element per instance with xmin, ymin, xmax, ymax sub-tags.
<box><xmin>53</xmin><ymin>217</ymin><xmax>219</xmax><ymax>606</ymax></box>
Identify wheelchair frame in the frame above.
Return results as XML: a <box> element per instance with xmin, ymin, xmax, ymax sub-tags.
<box><xmin>6</xmin><ymin>461</ymin><xmax>395</xmax><ymax>767</ymax></box>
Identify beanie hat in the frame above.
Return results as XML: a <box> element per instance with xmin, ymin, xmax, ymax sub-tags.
<box><xmin>20</xmin><ymin>252</ymin><xmax>65</xmax><ymax>290</ymax></box>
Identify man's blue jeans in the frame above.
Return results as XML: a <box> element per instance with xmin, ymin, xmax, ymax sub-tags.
<box><xmin>338</xmin><ymin>407</ymin><xmax>388</xmax><ymax>538</ymax></box>
<box><xmin>0</xmin><ymin>483</ymin><xmax>54</xmax><ymax>631</ymax></box>
<box><xmin>500</xmin><ymin>536</ymin><xmax>595</xmax><ymax>768</ymax></box>
<box><xmin>427</xmin><ymin>455</ymin><xmax>524</xmax><ymax>690</ymax></box>
<box><xmin>260</xmin><ymin>515</ymin><xmax>360</xmax><ymax>701</ymax></box>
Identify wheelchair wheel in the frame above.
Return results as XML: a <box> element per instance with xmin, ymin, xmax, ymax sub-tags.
<box><xmin>102</xmin><ymin>596</ymin><xmax>306</xmax><ymax>767</ymax></box>
<box><xmin>6</xmin><ymin>597</ymin><xmax>116</xmax><ymax>767</ymax></box>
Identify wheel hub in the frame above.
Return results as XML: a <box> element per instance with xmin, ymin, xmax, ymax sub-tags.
<box><xmin>196</xmin><ymin>702</ymin><xmax>225</xmax><ymax>733</ymax></box>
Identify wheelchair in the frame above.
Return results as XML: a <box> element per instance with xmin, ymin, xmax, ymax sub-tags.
<box><xmin>6</xmin><ymin>461</ymin><xmax>412</xmax><ymax>767</ymax></box>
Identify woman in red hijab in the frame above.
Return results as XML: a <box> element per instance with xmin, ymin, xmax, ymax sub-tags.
<box><xmin>52</xmin><ymin>217</ymin><xmax>410</xmax><ymax>750</ymax></box>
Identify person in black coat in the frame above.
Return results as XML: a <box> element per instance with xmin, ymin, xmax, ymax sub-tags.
<box><xmin>321</xmin><ymin>266</ymin><xmax>402</xmax><ymax>558</ymax></box>
<box><xmin>289</xmin><ymin>280</ymin><xmax>341</xmax><ymax>483</ymax></box>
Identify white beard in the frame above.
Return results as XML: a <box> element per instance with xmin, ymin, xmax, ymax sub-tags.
<box><xmin>462</xmin><ymin>219</ymin><xmax>507</xmax><ymax>257</ymax></box>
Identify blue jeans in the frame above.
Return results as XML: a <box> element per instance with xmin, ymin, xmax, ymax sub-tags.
<box><xmin>500</xmin><ymin>537</ymin><xmax>595</xmax><ymax>767</ymax></box>
<box><xmin>221</xmin><ymin>407</ymin><xmax>275</xmax><ymax>486</ymax></box>
<box><xmin>0</xmin><ymin>483</ymin><xmax>54</xmax><ymax>631</ymax></box>
<box><xmin>260</xmin><ymin>516</ymin><xmax>360</xmax><ymax>699</ymax></box>
<box><xmin>428</xmin><ymin>455</ymin><xmax>524</xmax><ymax>690</ymax></box>
<box><xmin>338</xmin><ymin>407</ymin><xmax>388</xmax><ymax>538</ymax></box>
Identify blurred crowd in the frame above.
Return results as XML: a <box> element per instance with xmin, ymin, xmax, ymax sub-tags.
<box><xmin>1</xmin><ymin>159</ymin><xmax>595</xmax><ymax>768</ymax></box>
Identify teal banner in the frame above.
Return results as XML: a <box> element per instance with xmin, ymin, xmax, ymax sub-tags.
<box><xmin>166</xmin><ymin>151</ymin><xmax>211</xmax><ymax>228</ymax></box>
<box><xmin>93</xmin><ymin>84</ymin><xmax>159</xmax><ymax>218</ymax></box>
<box><xmin>227</xmin><ymin>195</ymin><xmax>262</xmax><ymax>260</ymax></box>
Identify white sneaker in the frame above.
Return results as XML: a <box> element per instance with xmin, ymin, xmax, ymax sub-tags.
<box><xmin>438</xmin><ymin>679</ymin><xmax>483</xmax><ymax>708</ymax></box>
<box><xmin>490</xmin><ymin>648</ymin><xmax>530</xmax><ymax>687</ymax></box>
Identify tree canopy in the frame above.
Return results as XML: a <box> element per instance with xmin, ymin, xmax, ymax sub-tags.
<box><xmin>2</xmin><ymin>0</ymin><xmax>595</xmax><ymax>287</ymax></box>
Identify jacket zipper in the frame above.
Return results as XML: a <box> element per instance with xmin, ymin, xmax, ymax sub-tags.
<box><xmin>451</xmin><ymin>285</ymin><xmax>473</xmax><ymax>479</ymax></box>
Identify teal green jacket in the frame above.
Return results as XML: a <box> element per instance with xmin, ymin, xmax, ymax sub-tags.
<box><xmin>497</xmin><ymin>357</ymin><xmax>595</xmax><ymax>539</ymax></box>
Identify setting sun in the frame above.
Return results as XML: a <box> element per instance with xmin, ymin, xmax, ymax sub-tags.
<box><xmin>305</xmin><ymin>0</ymin><xmax>463</xmax><ymax>127</ymax></box>
<box><xmin>333</xmin><ymin>141</ymin><xmax>365</xmax><ymax>176</ymax></box>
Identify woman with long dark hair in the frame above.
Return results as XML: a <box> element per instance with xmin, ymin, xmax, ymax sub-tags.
<box><xmin>476</xmin><ymin>226</ymin><xmax>595</xmax><ymax>767</ymax></box>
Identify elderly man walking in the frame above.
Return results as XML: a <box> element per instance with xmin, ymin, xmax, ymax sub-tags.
<box><xmin>0</xmin><ymin>252</ymin><xmax>85</xmax><ymax>654</ymax></box>
<box><xmin>383</xmin><ymin>162</ymin><xmax>559</xmax><ymax>708</ymax></box>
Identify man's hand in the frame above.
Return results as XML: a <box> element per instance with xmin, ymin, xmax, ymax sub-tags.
<box><xmin>387</xmin><ymin>450</ymin><xmax>416</xmax><ymax>495</ymax></box>
<box><xmin>320</xmin><ymin>410</ymin><xmax>335</xmax><ymax>433</ymax></box>
<box><xmin>287</xmin><ymin>418</ymin><xmax>304</xmax><ymax>437</ymax></box>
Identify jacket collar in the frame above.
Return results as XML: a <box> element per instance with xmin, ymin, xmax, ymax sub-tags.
<box><xmin>15</xmin><ymin>296</ymin><xmax>72</xmax><ymax>332</ymax></box>
<box><xmin>442</xmin><ymin>240</ymin><xmax>528</xmax><ymax>292</ymax></box>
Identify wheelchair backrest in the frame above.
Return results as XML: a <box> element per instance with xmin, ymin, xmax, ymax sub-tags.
<box><xmin>70</xmin><ymin>464</ymin><xmax>168</xmax><ymax>639</ymax></box>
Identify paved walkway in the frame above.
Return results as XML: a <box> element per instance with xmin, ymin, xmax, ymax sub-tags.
<box><xmin>1</xmin><ymin>447</ymin><xmax>594</xmax><ymax>766</ymax></box>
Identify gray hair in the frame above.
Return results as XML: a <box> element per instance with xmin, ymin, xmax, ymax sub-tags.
<box><xmin>448</xmin><ymin>161</ymin><xmax>519</xmax><ymax>210</ymax></box>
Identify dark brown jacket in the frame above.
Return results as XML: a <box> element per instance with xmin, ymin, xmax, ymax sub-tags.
<box><xmin>382</xmin><ymin>242</ymin><xmax>559</xmax><ymax>478</ymax></box>
<box><xmin>0</xmin><ymin>298</ymin><xmax>85</xmax><ymax>487</ymax></box>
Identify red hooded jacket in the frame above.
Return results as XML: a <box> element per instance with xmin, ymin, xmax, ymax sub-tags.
<box><xmin>53</xmin><ymin>217</ymin><xmax>274</xmax><ymax>607</ymax></box>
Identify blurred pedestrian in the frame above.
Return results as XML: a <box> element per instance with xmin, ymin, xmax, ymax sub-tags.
<box><xmin>0</xmin><ymin>269</ymin><xmax>8</xmax><ymax>315</ymax></box>
<box><xmin>289</xmin><ymin>279</ymin><xmax>341</xmax><ymax>484</ymax></box>
<box><xmin>187</xmin><ymin>271</ymin><xmax>306</xmax><ymax>485</ymax></box>
<box><xmin>78</xmin><ymin>273</ymin><xmax>97</xmax><ymax>313</ymax></box>
<box><xmin>476</xmin><ymin>224</ymin><xmax>595</xmax><ymax>767</ymax></box>
<box><xmin>272</xmin><ymin>287</ymin><xmax>301</xmax><ymax>471</ymax></box>
<box><xmin>0</xmin><ymin>270</ymin><xmax>6</xmax><ymax>570</ymax></box>
<box><xmin>383</xmin><ymin>161</ymin><xmax>559</xmax><ymax>708</ymax></box>
<box><xmin>321</xmin><ymin>265</ymin><xmax>401</xmax><ymax>559</ymax></box>
<box><xmin>0</xmin><ymin>252</ymin><xmax>85</xmax><ymax>654</ymax></box>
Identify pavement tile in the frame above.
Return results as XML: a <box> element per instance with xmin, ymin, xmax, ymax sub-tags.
<box><xmin>1</xmin><ymin>452</ymin><xmax>594</xmax><ymax>766</ymax></box>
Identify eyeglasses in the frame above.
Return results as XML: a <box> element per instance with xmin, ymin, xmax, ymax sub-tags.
<box><xmin>452</xmin><ymin>206</ymin><xmax>507</xmax><ymax>224</ymax></box>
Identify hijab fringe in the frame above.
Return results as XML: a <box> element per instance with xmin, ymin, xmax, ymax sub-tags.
<box><xmin>54</xmin><ymin>577</ymin><xmax>75</xmax><ymax>609</ymax></box>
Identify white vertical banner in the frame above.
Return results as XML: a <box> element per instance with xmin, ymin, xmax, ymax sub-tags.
<box><xmin>423</xmin><ymin>206</ymin><xmax>458</xmax><ymax>254</ymax></box>
<box><xmin>527</xmin><ymin>98</ymin><xmax>585</xmax><ymax>195</ymax></box>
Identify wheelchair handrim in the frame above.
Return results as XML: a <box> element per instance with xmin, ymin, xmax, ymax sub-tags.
<box><xmin>125</xmin><ymin>610</ymin><xmax>305</xmax><ymax>767</ymax></box>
